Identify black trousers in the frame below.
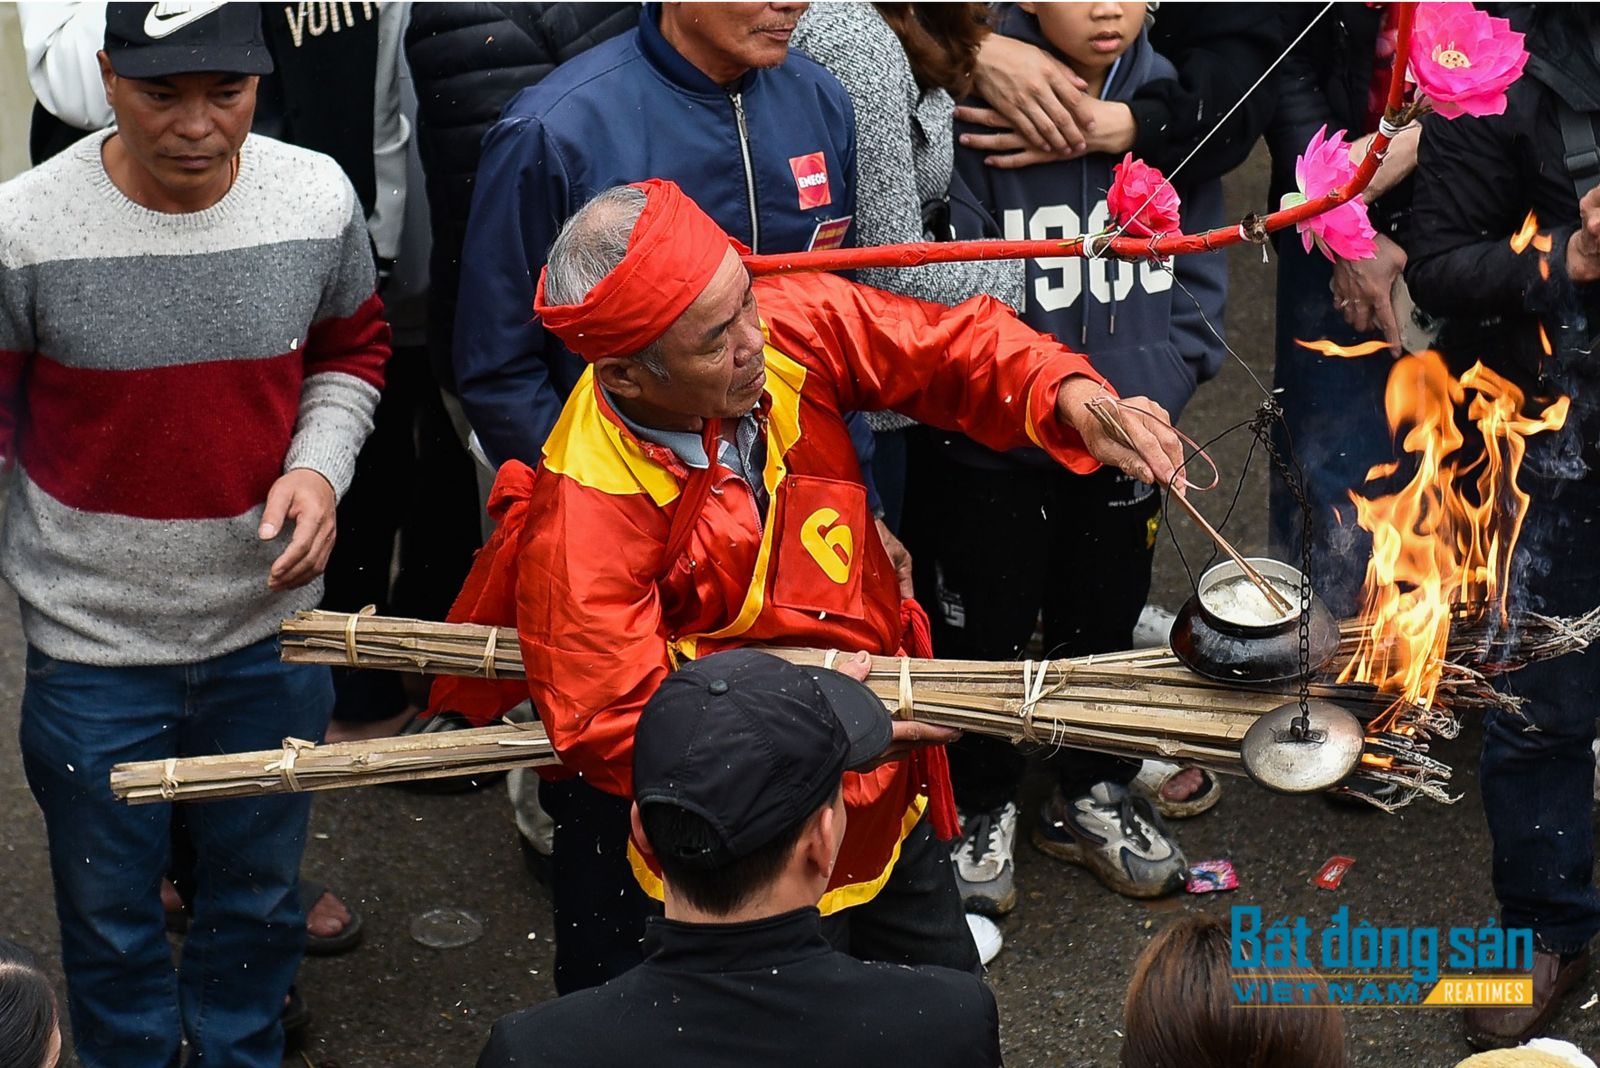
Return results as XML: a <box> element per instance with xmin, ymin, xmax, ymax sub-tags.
<box><xmin>903</xmin><ymin>436</ymin><xmax>1162</xmax><ymax>810</ymax></box>
<box><xmin>539</xmin><ymin>777</ymin><xmax>980</xmax><ymax>995</ymax></box>
<box><xmin>320</xmin><ymin>344</ymin><xmax>482</xmax><ymax>722</ymax></box>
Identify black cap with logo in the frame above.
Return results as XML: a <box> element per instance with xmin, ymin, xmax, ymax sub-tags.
<box><xmin>105</xmin><ymin>2</ymin><xmax>274</xmax><ymax>79</ymax></box>
<box><xmin>633</xmin><ymin>649</ymin><xmax>893</xmax><ymax>870</ymax></box>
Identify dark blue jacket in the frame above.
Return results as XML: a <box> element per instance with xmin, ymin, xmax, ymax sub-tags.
<box><xmin>950</xmin><ymin>10</ymin><xmax>1228</xmax><ymax>470</ymax></box>
<box><xmin>453</xmin><ymin>4</ymin><xmax>858</xmax><ymax>469</ymax></box>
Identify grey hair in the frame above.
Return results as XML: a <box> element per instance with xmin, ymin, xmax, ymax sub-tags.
<box><xmin>543</xmin><ymin>185</ymin><xmax>669</xmax><ymax>379</ymax></box>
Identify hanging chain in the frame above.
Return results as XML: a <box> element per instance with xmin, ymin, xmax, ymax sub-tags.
<box><xmin>1251</xmin><ymin>398</ymin><xmax>1316</xmax><ymax>735</ymax></box>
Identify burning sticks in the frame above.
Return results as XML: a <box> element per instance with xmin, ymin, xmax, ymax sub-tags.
<box><xmin>112</xmin><ymin>600</ymin><xmax>1596</xmax><ymax>809</ymax></box>
<box><xmin>266</xmin><ymin>611</ymin><xmax>1460</xmax><ymax>804</ymax></box>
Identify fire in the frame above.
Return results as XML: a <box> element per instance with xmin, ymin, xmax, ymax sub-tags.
<box><xmin>1338</xmin><ymin>351</ymin><xmax>1568</xmax><ymax>724</ymax></box>
<box><xmin>1295</xmin><ymin>338</ymin><xmax>1393</xmax><ymax>358</ymax></box>
<box><xmin>1509</xmin><ymin>210</ymin><xmax>1555</xmax><ymax>255</ymax></box>
<box><xmin>1509</xmin><ymin>210</ymin><xmax>1539</xmax><ymax>253</ymax></box>
<box><xmin>1509</xmin><ymin>213</ymin><xmax>1557</xmax><ymax>357</ymax></box>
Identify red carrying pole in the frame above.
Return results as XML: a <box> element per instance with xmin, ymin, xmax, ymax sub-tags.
<box><xmin>744</xmin><ymin>3</ymin><xmax>1416</xmax><ymax>276</ymax></box>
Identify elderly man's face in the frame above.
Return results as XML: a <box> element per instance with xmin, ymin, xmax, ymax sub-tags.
<box><xmin>601</xmin><ymin>247</ymin><xmax>767</xmax><ymax>431</ymax></box>
<box><xmin>659</xmin><ymin>2</ymin><xmax>808</xmax><ymax>85</ymax></box>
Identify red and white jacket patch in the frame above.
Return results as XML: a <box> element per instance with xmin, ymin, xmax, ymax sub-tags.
<box><xmin>789</xmin><ymin>151</ymin><xmax>832</xmax><ymax>209</ymax></box>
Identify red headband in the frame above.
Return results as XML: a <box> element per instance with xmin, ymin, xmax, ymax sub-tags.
<box><xmin>533</xmin><ymin>179</ymin><xmax>745</xmax><ymax>363</ymax></box>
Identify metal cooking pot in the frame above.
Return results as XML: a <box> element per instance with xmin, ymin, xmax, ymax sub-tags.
<box><xmin>1168</xmin><ymin>557</ymin><xmax>1340</xmax><ymax>683</ymax></box>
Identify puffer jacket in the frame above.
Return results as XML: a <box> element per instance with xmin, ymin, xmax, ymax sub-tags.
<box><xmin>405</xmin><ymin>3</ymin><xmax>636</xmax><ymax>392</ymax></box>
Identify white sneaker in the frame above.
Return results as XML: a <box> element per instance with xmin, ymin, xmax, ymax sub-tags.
<box><xmin>950</xmin><ymin>802</ymin><xmax>1019</xmax><ymax>916</ymax></box>
<box><xmin>1033</xmin><ymin>782</ymin><xmax>1187</xmax><ymax>899</ymax></box>
<box><xmin>965</xmin><ymin>912</ymin><xmax>1003</xmax><ymax>966</ymax></box>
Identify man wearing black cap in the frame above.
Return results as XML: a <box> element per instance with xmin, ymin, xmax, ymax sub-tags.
<box><xmin>0</xmin><ymin>4</ymin><xmax>388</xmax><ymax>1066</ymax></box>
<box><xmin>477</xmin><ymin>649</ymin><xmax>1002</xmax><ymax>1068</ymax></box>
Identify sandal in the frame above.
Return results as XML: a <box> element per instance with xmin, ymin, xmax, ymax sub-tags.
<box><xmin>163</xmin><ymin>878</ymin><xmax>364</xmax><ymax>956</ymax></box>
<box><xmin>301</xmin><ymin>880</ymin><xmax>364</xmax><ymax>956</ymax></box>
<box><xmin>1132</xmin><ymin>760</ymin><xmax>1222</xmax><ymax>820</ymax></box>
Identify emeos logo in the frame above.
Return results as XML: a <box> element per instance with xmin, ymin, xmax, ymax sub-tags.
<box><xmin>788</xmin><ymin>152</ymin><xmax>832</xmax><ymax>210</ymax></box>
<box><xmin>800</xmin><ymin>508</ymin><xmax>853</xmax><ymax>584</ymax></box>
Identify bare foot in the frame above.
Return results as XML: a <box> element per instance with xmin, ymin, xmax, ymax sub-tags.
<box><xmin>306</xmin><ymin>889</ymin><xmax>353</xmax><ymax>939</ymax></box>
<box><xmin>325</xmin><ymin>706</ymin><xmax>419</xmax><ymax>744</ymax></box>
<box><xmin>1160</xmin><ymin>767</ymin><xmax>1207</xmax><ymax>803</ymax></box>
<box><xmin>170</xmin><ymin>876</ymin><xmax>351</xmax><ymax>941</ymax></box>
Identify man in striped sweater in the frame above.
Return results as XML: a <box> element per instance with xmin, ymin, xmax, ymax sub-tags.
<box><xmin>0</xmin><ymin>5</ymin><xmax>388</xmax><ymax>1065</ymax></box>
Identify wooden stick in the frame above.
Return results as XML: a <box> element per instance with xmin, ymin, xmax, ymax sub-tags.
<box><xmin>110</xmin><ymin>724</ymin><xmax>557</xmax><ymax>805</ymax></box>
<box><xmin>106</xmin><ymin>610</ymin><xmax>1461</xmax><ymax>807</ymax></box>
<box><xmin>740</xmin><ymin>7</ymin><xmax>1418</xmax><ymax>274</ymax></box>
<box><xmin>1084</xmin><ymin>396</ymin><xmax>1295</xmax><ymax>616</ymax></box>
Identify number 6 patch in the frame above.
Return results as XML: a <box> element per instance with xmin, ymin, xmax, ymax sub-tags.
<box><xmin>772</xmin><ymin>475</ymin><xmax>866</xmax><ymax>619</ymax></box>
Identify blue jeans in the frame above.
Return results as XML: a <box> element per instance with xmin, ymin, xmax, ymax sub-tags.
<box><xmin>1480</xmin><ymin>463</ymin><xmax>1600</xmax><ymax>954</ymax></box>
<box><xmin>19</xmin><ymin>637</ymin><xmax>332</xmax><ymax>1068</ymax></box>
<box><xmin>1269</xmin><ymin>237</ymin><xmax>1397</xmax><ymax>618</ymax></box>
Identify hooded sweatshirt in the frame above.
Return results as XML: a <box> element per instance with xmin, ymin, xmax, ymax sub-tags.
<box><xmin>948</xmin><ymin>6</ymin><xmax>1227</xmax><ymax>471</ymax></box>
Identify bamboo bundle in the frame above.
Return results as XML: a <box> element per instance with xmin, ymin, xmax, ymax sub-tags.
<box><xmin>1340</xmin><ymin>605</ymin><xmax>1600</xmax><ymax>684</ymax></box>
<box><xmin>280</xmin><ymin>609</ymin><xmax>1423</xmax><ymax>718</ymax></box>
<box><xmin>272</xmin><ymin>610</ymin><xmax>1454</xmax><ymax>805</ymax></box>
<box><xmin>110</xmin><ymin>723</ymin><xmax>554</xmax><ymax>804</ymax></box>
<box><xmin>278</xmin><ymin>609</ymin><xmax>1511</xmax><ymax>715</ymax></box>
<box><xmin>119</xmin><ymin>607</ymin><xmax>1493</xmax><ymax>808</ymax></box>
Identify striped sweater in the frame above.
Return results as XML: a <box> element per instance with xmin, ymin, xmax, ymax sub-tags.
<box><xmin>0</xmin><ymin>130</ymin><xmax>389</xmax><ymax>666</ymax></box>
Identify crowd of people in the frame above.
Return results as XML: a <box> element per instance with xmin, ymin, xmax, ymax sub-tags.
<box><xmin>2</xmin><ymin>1</ymin><xmax>1599</xmax><ymax>1065</ymax></box>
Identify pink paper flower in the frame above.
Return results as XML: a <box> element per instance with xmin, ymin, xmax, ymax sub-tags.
<box><xmin>1289</xmin><ymin>125</ymin><xmax>1377</xmax><ymax>262</ymax></box>
<box><xmin>1106</xmin><ymin>154</ymin><xmax>1181</xmax><ymax>237</ymax></box>
<box><xmin>1408</xmin><ymin>1</ymin><xmax>1527</xmax><ymax>119</ymax></box>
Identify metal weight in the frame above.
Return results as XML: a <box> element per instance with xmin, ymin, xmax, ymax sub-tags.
<box><xmin>1240</xmin><ymin>699</ymin><xmax>1366</xmax><ymax>793</ymax></box>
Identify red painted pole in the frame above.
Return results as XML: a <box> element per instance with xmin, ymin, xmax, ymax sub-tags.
<box><xmin>744</xmin><ymin>3</ymin><xmax>1416</xmax><ymax>276</ymax></box>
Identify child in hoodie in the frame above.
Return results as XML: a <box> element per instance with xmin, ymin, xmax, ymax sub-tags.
<box><xmin>918</xmin><ymin>1</ymin><xmax>1228</xmax><ymax>914</ymax></box>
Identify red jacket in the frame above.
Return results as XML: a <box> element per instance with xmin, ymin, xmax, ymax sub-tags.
<box><xmin>436</xmin><ymin>270</ymin><xmax>1104</xmax><ymax>911</ymax></box>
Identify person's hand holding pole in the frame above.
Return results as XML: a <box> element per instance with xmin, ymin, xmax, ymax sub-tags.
<box><xmin>830</xmin><ymin>651</ymin><xmax>960</xmax><ymax>770</ymax></box>
<box><xmin>1055</xmin><ymin>376</ymin><xmax>1187</xmax><ymax>489</ymax></box>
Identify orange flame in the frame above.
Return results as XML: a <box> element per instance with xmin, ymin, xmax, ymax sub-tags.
<box><xmin>1296</xmin><ymin>338</ymin><xmax>1394</xmax><ymax>358</ymax></box>
<box><xmin>1510</xmin><ymin>212</ymin><xmax>1536</xmax><ymax>254</ymax></box>
<box><xmin>1339</xmin><ymin>351</ymin><xmax>1569</xmax><ymax>724</ymax></box>
<box><xmin>1538</xmin><ymin>323</ymin><xmax>1553</xmax><ymax>357</ymax></box>
<box><xmin>1510</xmin><ymin>211</ymin><xmax>1554</xmax><ymax>267</ymax></box>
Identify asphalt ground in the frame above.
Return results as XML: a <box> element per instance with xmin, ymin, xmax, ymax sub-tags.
<box><xmin>3</xmin><ymin>147</ymin><xmax>1599</xmax><ymax>1067</ymax></box>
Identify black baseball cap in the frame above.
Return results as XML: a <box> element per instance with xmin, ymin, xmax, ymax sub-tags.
<box><xmin>105</xmin><ymin>2</ymin><xmax>274</xmax><ymax>79</ymax></box>
<box><xmin>633</xmin><ymin>649</ymin><xmax>893</xmax><ymax>869</ymax></box>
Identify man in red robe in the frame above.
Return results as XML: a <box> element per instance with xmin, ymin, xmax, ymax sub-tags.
<box><xmin>436</xmin><ymin>178</ymin><xmax>1186</xmax><ymax>992</ymax></box>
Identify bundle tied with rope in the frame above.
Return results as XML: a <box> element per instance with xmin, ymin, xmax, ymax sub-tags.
<box><xmin>111</xmin><ymin>601</ymin><xmax>1600</xmax><ymax>809</ymax></box>
<box><xmin>112</xmin><ymin>565</ymin><xmax>1600</xmax><ymax>807</ymax></box>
